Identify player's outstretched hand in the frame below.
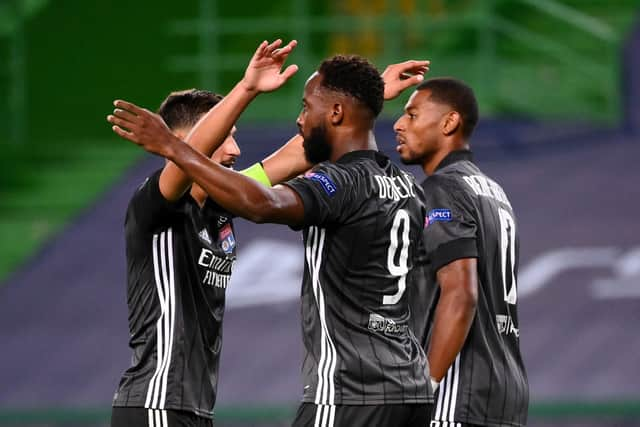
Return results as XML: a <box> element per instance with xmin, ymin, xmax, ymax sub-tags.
<box><xmin>382</xmin><ymin>60</ymin><xmax>430</xmax><ymax>100</ymax></box>
<box><xmin>241</xmin><ymin>39</ymin><xmax>299</xmax><ymax>93</ymax></box>
<box><xmin>107</xmin><ymin>100</ymin><xmax>179</xmax><ymax>158</ymax></box>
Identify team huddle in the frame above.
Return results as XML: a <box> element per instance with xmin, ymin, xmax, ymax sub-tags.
<box><xmin>107</xmin><ymin>39</ymin><xmax>529</xmax><ymax>427</ymax></box>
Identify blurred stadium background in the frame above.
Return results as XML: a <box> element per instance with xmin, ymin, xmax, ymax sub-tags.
<box><xmin>0</xmin><ymin>0</ymin><xmax>639</xmax><ymax>426</ymax></box>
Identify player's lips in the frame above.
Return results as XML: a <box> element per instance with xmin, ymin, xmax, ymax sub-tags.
<box><xmin>395</xmin><ymin>135</ymin><xmax>406</xmax><ymax>152</ymax></box>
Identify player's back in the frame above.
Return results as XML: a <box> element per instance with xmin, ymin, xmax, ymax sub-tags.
<box><xmin>423</xmin><ymin>153</ymin><xmax>529</xmax><ymax>426</ymax></box>
<box><xmin>285</xmin><ymin>150</ymin><xmax>431</xmax><ymax>406</ymax></box>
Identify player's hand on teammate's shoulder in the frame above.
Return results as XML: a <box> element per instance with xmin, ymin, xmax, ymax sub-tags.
<box><xmin>107</xmin><ymin>99</ymin><xmax>179</xmax><ymax>158</ymax></box>
<box><xmin>382</xmin><ymin>59</ymin><xmax>430</xmax><ymax>100</ymax></box>
<box><xmin>240</xmin><ymin>38</ymin><xmax>299</xmax><ymax>94</ymax></box>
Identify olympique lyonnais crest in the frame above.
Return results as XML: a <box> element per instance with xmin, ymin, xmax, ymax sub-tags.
<box><xmin>219</xmin><ymin>224</ymin><xmax>236</xmax><ymax>255</ymax></box>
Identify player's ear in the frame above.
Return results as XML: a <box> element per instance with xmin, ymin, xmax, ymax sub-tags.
<box><xmin>442</xmin><ymin>111</ymin><xmax>461</xmax><ymax>136</ymax></box>
<box><xmin>329</xmin><ymin>103</ymin><xmax>344</xmax><ymax>125</ymax></box>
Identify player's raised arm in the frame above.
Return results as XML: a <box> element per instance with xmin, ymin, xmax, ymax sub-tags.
<box><xmin>382</xmin><ymin>59</ymin><xmax>430</xmax><ymax>101</ymax></box>
<box><xmin>110</xmin><ymin>39</ymin><xmax>305</xmax><ymax>226</ymax></box>
<box><xmin>117</xmin><ymin>121</ymin><xmax>304</xmax><ymax>225</ymax></box>
<box><xmin>108</xmin><ymin>38</ymin><xmax>298</xmax><ymax>201</ymax></box>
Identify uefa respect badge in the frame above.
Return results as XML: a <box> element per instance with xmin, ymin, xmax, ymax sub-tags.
<box><xmin>425</xmin><ymin>208</ymin><xmax>452</xmax><ymax>228</ymax></box>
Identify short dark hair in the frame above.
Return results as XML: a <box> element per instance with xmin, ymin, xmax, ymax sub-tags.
<box><xmin>318</xmin><ymin>55</ymin><xmax>384</xmax><ymax>118</ymax></box>
<box><xmin>417</xmin><ymin>77</ymin><xmax>479</xmax><ymax>140</ymax></box>
<box><xmin>157</xmin><ymin>89</ymin><xmax>223</xmax><ymax>131</ymax></box>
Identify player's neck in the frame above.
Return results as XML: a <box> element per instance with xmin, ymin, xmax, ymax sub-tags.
<box><xmin>329</xmin><ymin>128</ymin><xmax>377</xmax><ymax>162</ymax></box>
<box><xmin>423</xmin><ymin>141</ymin><xmax>469</xmax><ymax>175</ymax></box>
<box><xmin>422</xmin><ymin>152</ymin><xmax>447</xmax><ymax>176</ymax></box>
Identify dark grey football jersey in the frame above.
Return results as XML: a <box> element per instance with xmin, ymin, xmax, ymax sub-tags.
<box><xmin>418</xmin><ymin>151</ymin><xmax>529</xmax><ymax>427</ymax></box>
<box><xmin>112</xmin><ymin>169</ymin><xmax>237</xmax><ymax>418</ymax></box>
<box><xmin>284</xmin><ymin>150</ymin><xmax>432</xmax><ymax>406</ymax></box>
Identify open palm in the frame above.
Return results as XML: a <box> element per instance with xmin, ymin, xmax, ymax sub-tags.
<box><xmin>243</xmin><ymin>39</ymin><xmax>299</xmax><ymax>93</ymax></box>
<box><xmin>382</xmin><ymin>60</ymin><xmax>430</xmax><ymax>100</ymax></box>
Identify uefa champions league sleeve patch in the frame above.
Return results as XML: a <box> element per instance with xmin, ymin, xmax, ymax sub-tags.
<box><xmin>219</xmin><ymin>224</ymin><xmax>236</xmax><ymax>255</ymax></box>
<box><xmin>304</xmin><ymin>172</ymin><xmax>337</xmax><ymax>197</ymax></box>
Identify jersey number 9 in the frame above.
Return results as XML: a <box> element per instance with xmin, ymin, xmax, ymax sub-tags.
<box><xmin>383</xmin><ymin>209</ymin><xmax>410</xmax><ymax>305</ymax></box>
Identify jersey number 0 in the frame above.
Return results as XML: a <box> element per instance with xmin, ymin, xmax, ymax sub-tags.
<box><xmin>499</xmin><ymin>208</ymin><xmax>517</xmax><ymax>304</ymax></box>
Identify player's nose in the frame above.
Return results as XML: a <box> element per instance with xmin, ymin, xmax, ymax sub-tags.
<box><xmin>393</xmin><ymin>116</ymin><xmax>404</xmax><ymax>132</ymax></box>
<box><xmin>296</xmin><ymin>112</ymin><xmax>304</xmax><ymax>131</ymax></box>
<box><xmin>227</xmin><ymin>137</ymin><xmax>241</xmax><ymax>157</ymax></box>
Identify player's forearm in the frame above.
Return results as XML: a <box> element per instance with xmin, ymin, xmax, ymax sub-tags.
<box><xmin>427</xmin><ymin>289</ymin><xmax>476</xmax><ymax>381</ymax></box>
<box><xmin>185</xmin><ymin>80</ymin><xmax>258</xmax><ymax>155</ymax></box>
<box><xmin>166</xmin><ymin>138</ymin><xmax>295</xmax><ymax>224</ymax></box>
<box><xmin>261</xmin><ymin>134</ymin><xmax>311</xmax><ymax>184</ymax></box>
<box><xmin>160</xmin><ymin>81</ymin><xmax>259</xmax><ymax>200</ymax></box>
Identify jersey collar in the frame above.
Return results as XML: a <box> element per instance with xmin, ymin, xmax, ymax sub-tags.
<box><xmin>336</xmin><ymin>150</ymin><xmax>383</xmax><ymax>164</ymax></box>
<box><xmin>435</xmin><ymin>149</ymin><xmax>474</xmax><ymax>171</ymax></box>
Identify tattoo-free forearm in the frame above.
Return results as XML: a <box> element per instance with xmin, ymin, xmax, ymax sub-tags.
<box><xmin>166</xmin><ymin>138</ymin><xmax>303</xmax><ymax>225</ymax></box>
<box><xmin>185</xmin><ymin>80</ymin><xmax>257</xmax><ymax>153</ymax></box>
<box><xmin>427</xmin><ymin>258</ymin><xmax>478</xmax><ymax>381</ymax></box>
<box><xmin>261</xmin><ymin>134</ymin><xmax>311</xmax><ymax>183</ymax></box>
<box><xmin>160</xmin><ymin>82</ymin><xmax>258</xmax><ymax>201</ymax></box>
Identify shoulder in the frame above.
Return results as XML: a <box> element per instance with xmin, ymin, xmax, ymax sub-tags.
<box><xmin>302</xmin><ymin>161</ymin><xmax>354</xmax><ymax>190</ymax></box>
<box><xmin>127</xmin><ymin>169</ymin><xmax>161</xmax><ymax>210</ymax></box>
<box><xmin>134</xmin><ymin>168</ymin><xmax>162</xmax><ymax>192</ymax></box>
<box><xmin>422</xmin><ymin>170</ymin><xmax>478</xmax><ymax>213</ymax></box>
<box><xmin>312</xmin><ymin>159</ymin><xmax>358</xmax><ymax>178</ymax></box>
<box><xmin>126</xmin><ymin>168</ymin><xmax>190</xmax><ymax>231</ymax></box>
<box><xmin>422</xmin><ymin>171</ymin><xmax>467</xmax><ymax>195</ymax></box>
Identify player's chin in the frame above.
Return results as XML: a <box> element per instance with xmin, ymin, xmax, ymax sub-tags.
<box><xmin>397</xmin><ymin>147</ymin><xmax>415</xmax><ymax>165</ymax></box>
<box><xmin>396</xmin><ymin>144</ymin><xmax>408</xmax><ymax>158</ymax></box>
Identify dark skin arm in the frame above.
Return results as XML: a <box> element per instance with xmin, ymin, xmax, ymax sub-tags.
<box><xmin>112</xmin><ymin>107</ymin><xmax>305</xmax><ymax>226</ymax></box>
<box><xmin>427</xmin><ymin>257</ymin><xmax>478</xmax><ymax>382</ymax></box>
<box><xmin>164</xmin><ymin>136</ymin><xmax>305</xmax><ymax>225</ymax></box>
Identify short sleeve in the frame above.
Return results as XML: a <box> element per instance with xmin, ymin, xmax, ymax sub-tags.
<box><xmin>421</xmin><ymin>175</ymin><xmax>478</xmax><ymax>272</ymax></box>
<box><xmin>282</xmin><ymin>162</ymin><xmax>354</xmax><ymax>229</ymax></box>
<box><xmin>126</xmin><ymin>169</ymin><xmax>187</xmax><ymax>233</ymax></box>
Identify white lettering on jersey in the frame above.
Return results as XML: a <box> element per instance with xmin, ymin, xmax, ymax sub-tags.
<box><xmin>198</xmin><ymin>248</ymin><xmax>233</xmax><ymax>288</ymax></box>
<box><xmin>495</xmin><ymin>314</ymin><xmax>520</xmax><ymax>337</ymax></box>
<box><xmin>375</xmin><ymin>173</ymin><xmax>416</xmax><ymax>201</ymax></box>
<box><xmin>463</xmin><ymin>175</ymin><xmax>512</xmax><ymax>208</ymax></box>
<box><xmin>202</xmin><ymin>270</ymin><xmax>231</xmax><ymax>289</ymax></box>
